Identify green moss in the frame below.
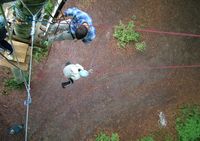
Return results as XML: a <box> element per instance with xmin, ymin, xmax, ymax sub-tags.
<box><xmin>96</xmin><ymin>132</ymin><xmax>120</xmax><ymax>141</ymax></box>
<box><xmin>4</xmin><ymin>77</ymin><xmax>24</xmax><ymax>90</ymax></box>
<box><xmin>176</xmin><ymin>105</ymin><xmax>200</xmax><ymax>141</ymax></box>
<box><xmin>135</xmin><ymin>41</ymin><xmax>147</xmax><ymax>52</ymax></box>
<box><xmin>44</xmin><ymin>0</ymin><xmax>54</xmax><ymax>17</ymax></box>
<box><xmin>33</xmin><ymin>43</ymin><xmax>49</xmax><ymax>63</ymax></box>
<box><xmin>137</xmin><ymin>136</ymin><xmax>155</xmax><ymax>141</ymax></box>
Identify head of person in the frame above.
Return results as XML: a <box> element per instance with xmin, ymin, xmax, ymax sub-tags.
<box><xmin>78</xmin><ymin>69</ymin><xmax>89</xmax><ymax>78</ymax></box>
<box><xmin>75</xmin><ymin>23</ymin><xmax>88</xmax><ymax>40</ymax></box>
<box><xmin>0</xmin><ymin>16</ymin><xmax>5</xmax><ymax>29</ymax></box>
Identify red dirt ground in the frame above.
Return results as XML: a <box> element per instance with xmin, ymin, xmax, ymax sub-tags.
<box><xmin>0</xmin><ymin>0</ymin><xmax>200</xmax><ymax>140</ymax></box>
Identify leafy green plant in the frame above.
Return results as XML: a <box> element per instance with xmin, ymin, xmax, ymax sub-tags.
<box><xmin>33</xmin><ymin>45</ymin><xmax>49</xmax><ymax>63</ymax></box>
<box><xmin>165</xmin><ymin>135</ymin><xmax>174</xmax><ymax>141</ymax></box>
<box><xmin>44</xmin><ymin>0</ymin><xmax>54</xmax><ymax>15</ymax></box>
<box><xmin>96</xmin><ymin>132</ymin><xmax>120</xmax><ymax>141</ymax></box>
<box><xmin>135</xmin><ymin>41</ymin><xmax>147</xmax><ymax>52</ymax></box>
<box><xmin>176</xmin><ymin>105</ymin><xmax>200</xmax><ymax>141</ymax></box>
<box><xmin>110</xmin><ymin>133</ymin><xmax>120</xmax><ymax>141</ymax></box>
<box><xmin>4</xmin><ymin>77</ymin><xmax>24</xmax><ymax>90</ymax></box>
<box><xmin>137</xmin><ymin>136</ymin><xmax>155</xmax><ymax>141</ymax></box>
<box><xmin>132</xmin><ymin>15</ymin><xmax>137</xmax><ymax>20</ymax></box>
<box><xmin>113</xmin><ymin>21</ymin><xmax>140</xmax><ymax>48</ymax></box>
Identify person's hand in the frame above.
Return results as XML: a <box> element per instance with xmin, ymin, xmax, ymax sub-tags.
<box><xmin>88</xmin><ymin>69</ymin><xmax>93</xmax><ymax>73</ymax></box>
<box><xmin>74</xmin><ymin>39</ymin><xmax>78</xmax><ymax>42</ymax></box>
<box><xmin>58</xmin><ymin>14</ymin><xmax>64</xmax><ymax>19</ymax></box>
<box><xmin>66</xmin><ymin>18</ymin><xmax>72</xmax><ymax>24</ymax></box>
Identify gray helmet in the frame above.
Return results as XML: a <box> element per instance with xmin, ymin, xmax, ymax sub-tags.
<box><xmin>0</xmin><ymin>16</ymin><xmax>6</xmax><ymax>29</ymax></box>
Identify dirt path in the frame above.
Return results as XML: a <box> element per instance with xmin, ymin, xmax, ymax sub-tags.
<box><xmin>1</xmin><ymin>0</ymin><xmax>200</xmax><ymax>140</ymax></box>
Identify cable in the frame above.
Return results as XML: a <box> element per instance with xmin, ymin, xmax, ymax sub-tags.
<box><xmin>0</xmin><ymin>52</ymin><xmax>22</xmax><ymax>69</ymax></box>
<box><xmin>0</xmin><ymin>4</ymin><xmax>31</xmax><ymax>139</ymax></box>
<box><xmin>1</xmin><ymin>1</ymin><xmax>56</xmax><ymax>141</ymax></box>
<box><xmin>0</xmin><ymin>6</ymin><xmax>32</xmax><ymax>141</ymax></box>
<box><xmin>15</xmin><ymin>1</ymin><xmax>45</xmax><ymax>141</ymax></box>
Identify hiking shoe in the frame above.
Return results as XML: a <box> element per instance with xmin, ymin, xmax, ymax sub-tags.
<box><xmin>61</xmin><ymin>83</ymin><xmax>66</xmax><ymax>88</ymax></box>
<box><xmin>61</xmin><ymin>81</ymin><xmax>71</xmax><ymax>88</ymax></box>
<box><xmin>7</xmin><ymin>54</ymin><xmax>14</xmax><ymax>60</ymax></box>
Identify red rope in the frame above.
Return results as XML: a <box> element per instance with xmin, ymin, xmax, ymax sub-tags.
<box><xmin>117</xmin><ymin>64</ymin><xmax>200</xmax><ymax>74</ymax></box>
<box><xmin>136</xmin><ymin>29</ymin><xmax>200</xmax><ymax>38</ymax></box>
<box><xmin>149</xmin><ymin>64</ymin><xmax>200</xmax><ymax>70</ymax></box>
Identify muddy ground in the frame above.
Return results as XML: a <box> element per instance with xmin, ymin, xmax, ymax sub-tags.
<box><xmin>0</xmin><ymin>0</ymin><xmax>200</xmax><ymax>140</ymax></box>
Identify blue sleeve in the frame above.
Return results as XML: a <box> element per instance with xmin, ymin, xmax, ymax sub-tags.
<box><xmin>64</xmin><ymin>7</ymin><xmax>80</xmax><ymax>17</ymax></box>
<box><xmin>82</xmin><ymin>38</ymin><xmax>91</xmax><ymax>43</ymax></box>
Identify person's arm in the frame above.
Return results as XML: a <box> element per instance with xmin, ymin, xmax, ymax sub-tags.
<box><xmin>82</xmin><ymin>38</ymin><xmax>92</xmax><ymax>43</ymax></box>
<box><xmin>64</xmin><ymin>7</ymin><xmax>80</xmax><ymax>17</ymax></box>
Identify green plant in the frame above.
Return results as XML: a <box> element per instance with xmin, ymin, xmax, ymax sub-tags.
<box><xmin>110</xmin><ymin>133</ymin><xmax>120</xmax><ymax>141</ymax></box>
<box><xmin>33</xmin><ymin>45</ymin><xmax>49</xmax><ymax>63</ymax></box>
<box><xmin>176</xmin><ymin>105</ymin><xmax>200</xmax><ymax>141</ymax></box>
<box><xmin>44</xmin><ymin>0</ymin><xmax>54</xmax><ymax>17</ymax></box>
<box><xmin>137</xmin><ymin>136</ymin><xmax>155</xmax><ymax>141</ymax></box>
<box><xmin>96</xmin><ymin>132</ymin><xmax>120</xmax><ymax>141</ymax></box>
<box><xmin>132</xmin><ymin>15</ymin><xmax>137</xmax><ymax>20</ymax></box>
<box><xmin>165</xmin><ymin>135</ymin><xmax>174</xmax><ymax>141</ymax></box>
<box><xmin>113</xmin><ymin>21</ymin><xmax>140</xmax><ymax>48</ymax></box>
<box><xmin>135</xmin><ymin>41</ymin><xmax>147</xmax><ymax>52</ymax></box>
<box><xmin>4</xmin><ymin>77</ymin><xmax>24</xmax><ymax>90</ymax></box>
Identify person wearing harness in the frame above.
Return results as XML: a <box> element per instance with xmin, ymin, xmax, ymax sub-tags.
<box><xmin>62</xmin><ymin>61</ymin><xmax>92</xmax><ymax>88</ymax></box>
<box><xmin>0</xmin><ymin>16</ymin><xmax>13</xmax><ymax>55</ymax></box>
<box><xmin>40</xmin><ymin>7</ymin><xmax>96</xmax><ymax>44</ymax></box>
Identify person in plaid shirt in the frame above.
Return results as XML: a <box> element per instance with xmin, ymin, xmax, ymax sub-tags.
<box><xmin>40</xmin><ymin>7</ymin><xmax>96</xmax><ymax>44</ymax></box>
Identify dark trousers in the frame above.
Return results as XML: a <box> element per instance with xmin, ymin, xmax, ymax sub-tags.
<box><xmin>0</xmin><ymin>40</ymin><xmax>13</xmax><ymax>54</ymax></box>
<box><xmin>62</xmin><ymin>78</ymin><xmax>74</xmax><ymax>88</ymax></box>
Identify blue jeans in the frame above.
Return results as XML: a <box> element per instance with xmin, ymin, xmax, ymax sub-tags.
<box><xmin>48</xmin><ymin>21</ymin><xmax>74</xmax><ymax>42</ymax></box>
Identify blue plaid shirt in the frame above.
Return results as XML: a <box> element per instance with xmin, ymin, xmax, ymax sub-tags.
<box><xmin>64</xmin><ymin>7</ymin><xmax>96</xmax><ymax>43</ymax></box>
